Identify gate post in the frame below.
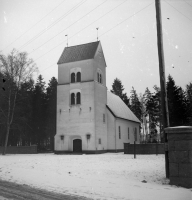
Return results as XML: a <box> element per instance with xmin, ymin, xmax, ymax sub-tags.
<box><xmin>165</xmin><ymin>126</ymin><xmax>192</xmax><ymax>188</ymax></box>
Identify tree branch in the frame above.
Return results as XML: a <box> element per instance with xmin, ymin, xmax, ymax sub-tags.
<box><xmin>0</xmin><ymin>107</ymin><xmax>7</xmax><ymax>119</ymax></box>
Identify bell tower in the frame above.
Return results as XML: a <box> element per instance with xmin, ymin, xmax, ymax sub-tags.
<box><xmin>55</xmin><ymin>41</ymin><xmax>107</xmax><ymax>153</ymax></box>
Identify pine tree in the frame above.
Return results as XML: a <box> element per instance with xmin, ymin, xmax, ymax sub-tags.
<box><xmin>167</xmin><ymin>75</ymin><xmax>188</xmax><ymax>126</ymax></box>
<box><xmin>46</xmin><ymin>77</ymin><xmax>57</xmax><ymax>150</ymax></box>
<box><xmin>15</xmin><ymin>79</ymin><xmax>34</xmax><ymax>146</ymax></box>
<box><xmin>186</xmin><ymin>82</ymin><xmax>192</xmax><ymax>125</ymax></box>
<box><xmin>143</xmin><ymin>87</ymin><xmax>161</xmax><ymax>143</ymax></box>
<box><xmin>130</xmin><ymin>87</ymin><xmax>141</xmax><ymax>121</ymax></box>
<box><xmin>153</xmin><ymin>85</ymin><xmax>162</xmax><ymax>141</ymax></box>
<box><xmin>111</xmin><ymin>78</ymin><xmax>130</xmax><ymax>107</ymax></box>
<box><xmin>129</xmin><ymin>87</ymin><xmax>142</xmax><ymax>142</ymax></box>
<box><xmin>32</xmin><ymin>75</ymin><xmax>47</xmax><ymax>148</ymax></box>
<box><xmin>139</xmin><ymin>93</ymin><xmax>148</xmax><ymax>143</ymax></box>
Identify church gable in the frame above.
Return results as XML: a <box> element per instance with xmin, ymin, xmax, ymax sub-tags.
<box><xmin>57</xmin><ymin>41</ymin><xmax>99</xmax><ymax>64</ymax></box>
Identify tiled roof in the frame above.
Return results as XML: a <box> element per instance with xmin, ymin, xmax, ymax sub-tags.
<box><xmin>107</xmin><ymin>91</ymin><xmax>140</xmax><ymax>123</ymax></box>
<box><xmin>57</xmin><ymin>41</ymin><xmax>100</xmax><ymax>64</ymax></box>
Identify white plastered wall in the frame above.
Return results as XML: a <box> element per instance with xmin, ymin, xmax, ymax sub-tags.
<box><xmin>106</xmin><ymin>109</ymin><xmax>140</xmax><ymax>150</ymax></box>
<box><xmin>93</xmin><ymin>43</ymin><xmax>108</xmax><ymax>151</ymax></box>
<box><xmin>58</xmin><ymin>59</ymin><xmax>94</xmax><ymax>85</ymax></box>
<box><xmin>55</xmin><ymin>81</ymin><xmax>96</xmax><ymax>151</ymax></box>
<box><xmin>115</xmin><ymin>118</ymin><xmax>140</xmax><ymax>150</ymax></box>
<box><xmin>94</xmin><ymin>83</ymin><xmax>108</xmax><ymax>151</ymax></box>
<box><xmin>106</xmin><ymin>109</ymin><xmax>116</xmax><ymax>150</ymax></box>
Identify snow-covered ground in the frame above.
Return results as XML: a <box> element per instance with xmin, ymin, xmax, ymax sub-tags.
<box><xmin>0</xmin><ymin>153</ymin><xmax>191</xmax><ymax>200</ymax></box>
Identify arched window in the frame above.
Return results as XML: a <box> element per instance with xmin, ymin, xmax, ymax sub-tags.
<box><xmin>77</xmin><ymin>92</ymin><xmax>81</xmax><ymax>104</ymax></box>
<box><xmin>77</xmin><ymin>72</ymin><xmax>81</xmax><ymax>82</ymax></box>
<box><xmin>71</xmin><ymin>93</ymin><xmax>75</xmax><ymax>105</ymax></box>
<box><xmin>97</xmin><ymin>69</ymin><xmax>103</xmax><ymax>84</ymax></box>
<box><xmin>71</xmin><ymin>73</ymin><xmax>75</xmax><ymax>83</ymax></box>
<box><xmin>97</xmin><ymin>72</ymin><xmax>100</xmax><ymax>82</ymax></box>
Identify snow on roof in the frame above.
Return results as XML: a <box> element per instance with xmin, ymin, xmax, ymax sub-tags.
<box><xmin>57</xmin><ymin>41</ymin><xmax>100</xmax><ymax>64</ymax></box>
<box><xmin>107</xmin><ymin>91</ymin><xmax>140</xmax><ymax>123</ymax></box>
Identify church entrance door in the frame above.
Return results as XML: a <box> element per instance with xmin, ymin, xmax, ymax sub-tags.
<box><xmin>73</xmin><ymin>139</ymin><xmax>82</xmax><ymax>152</ymax></box>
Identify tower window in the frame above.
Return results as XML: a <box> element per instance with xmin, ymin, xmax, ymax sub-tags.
<box><xmin>97</xmin><ymin>72</ymin><xmax>100</xmax><ymax>82</ymax></box>
<box><xmin>97</xmin><ymin>69</ymin><xmax>102</xmax><ymax>84</ymax></box>
<box><xmin>70</xmin><ymin>91</ymin><xmax>81</xmax><ymax>106</ymax></box>
<box><xmin>77</xmin><ymin>72</ymin><xmax>81</xmax><ymax>82</ymax></box>
<box><xmin>103</xmin><ymin>114</ymin><xmax>105</xmax><ymax>123</ymax></box>
<box><xmin>71</xmin><ymin>73</ymin><xmax>75</xmax><ymax>83</ymax></box>
<box><xmin>77</xmin><ymin>92</ymin><xmax>81</xmax><ymax>104</ymax></box>
<box><xmin>71</xmin><ymin>93</ymin><xmax>75</xmax><ymax>105</ymax></box>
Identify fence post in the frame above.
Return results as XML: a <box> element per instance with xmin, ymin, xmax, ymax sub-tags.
<box><xmin>134</xmin><ymin>141</ymin><xmax>136</xmax><ymax>159</ymax></box>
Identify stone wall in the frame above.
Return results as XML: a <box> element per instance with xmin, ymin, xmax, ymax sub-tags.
<box><xmin>0</xmin><ymin>145</ymin><xmax>37</xmax><ymax>154</ymax></box>
<box><xmin>124</xmin><ymin>143</ymin><xmax>164</xmax><ymax>154</ymax></box>
<box><xmin>165</xmin><ymin>126</ymin><xmax>192</xmax><ymax>188</ymax></box>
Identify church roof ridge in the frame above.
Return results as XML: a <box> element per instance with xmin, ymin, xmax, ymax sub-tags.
<box><xmin>57</xmin><ymin>41</ymin><xmax>100</xmax><ymax>64</ymax></box>
<box><xmin>65</xmin><ymin>41</ymin><xmax>99</xmax><ymax>48</ymax></box>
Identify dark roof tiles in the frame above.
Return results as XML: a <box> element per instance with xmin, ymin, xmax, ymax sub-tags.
<box><xmin>57</xmin><ymin>41</ymin><xmax>100</xmax><ymax>64</ymax></box>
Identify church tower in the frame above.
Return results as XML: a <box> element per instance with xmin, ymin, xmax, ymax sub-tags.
<box><xmin>55</xmin><ymin>41</ymin><xmax>108</xmax><ymax>153</ymax></box>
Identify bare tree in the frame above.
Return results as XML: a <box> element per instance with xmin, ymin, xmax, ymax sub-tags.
<box><xmin>0</xmin><ymin>49</ymin><xmax>38</xmax><ymax>155</ymax></box>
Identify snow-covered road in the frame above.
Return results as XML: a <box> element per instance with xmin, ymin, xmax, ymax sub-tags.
<box><xmin>0</xmin><ymin>153</ymin><xmax>191</xmax><ymax>200</ymax></box>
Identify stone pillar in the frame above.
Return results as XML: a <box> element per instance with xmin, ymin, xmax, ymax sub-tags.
<box><xmin>165</xmin><ymin>126</ymin><xmax>192</xmax><ymax>188</ymax></box>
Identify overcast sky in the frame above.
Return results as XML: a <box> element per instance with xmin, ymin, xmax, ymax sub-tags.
<box><xmin>0</xmin><ymin>0</ymin><xmax>192</xmax><ymax>96</ymax></box>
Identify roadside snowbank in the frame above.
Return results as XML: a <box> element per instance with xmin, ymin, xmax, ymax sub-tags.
<box><xmin>0</xmin><ymin>153</ymin><xmax>191</xmax><ymax>200</ymax></box>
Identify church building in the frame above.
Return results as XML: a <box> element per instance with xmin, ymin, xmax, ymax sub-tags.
<box><xmin>55</xmin><ymin>41</ymin><xmax>140</xmax><ymax>153</ymax></box>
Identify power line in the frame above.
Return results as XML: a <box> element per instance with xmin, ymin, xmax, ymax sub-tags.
<box><xmin>39</xmin><ymin>0</ymin><xmax>128</xmax><ymax>73</ymax></box>
<box><xmin>164</xmin><ymin>0</ymin><xmax>192</xmax><ymax>23</ymax></box>
<box><xmin>18</xmin><ymin>0</ymin><xmax>87</xmax><ymax>51</ymax></box>
<box><xmin>41</xmin><ymin>63</ymin><xmax>56</xmax><ymax>73</ymax></box>
<box><xmin>29</xmin><ymin>0</ymin><xmax>109</xmax><ymax>55</ymax></box>
<box><xmin>184</xmin><ymin>0</ymin><xmax>192</xmax><ymax>9</ymax></box>
<box><xmin>99</xmin><ymin>2</ymin><xmax>154</xmax><ymax>38</ymax></box>
<box><xmin>2</xmin><ymin>0</ymin><xmax>66</xmax><ymax>51</ymax></box>
<box><xmin>40</xmin><ymin>0</ymin><xmax>128</xmax><ymax>73</ymax></box>
<box><xmin>36</xmin><ymin>0</ymin><xmax>131</xmax><ymax>62</ymax></box>
<box><xmin>18</xmin><ymin>0</ymin><xmax>87</xmax><ymax>50</ymax></box>
<box><xmin>39</xmin><ymin>1</ymin><xmax>154</xmax><ymax>73</ymax></box>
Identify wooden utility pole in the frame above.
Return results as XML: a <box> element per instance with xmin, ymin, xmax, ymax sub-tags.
<box><xmin>155</xmin><ymin>0</ymin><xmax>170</xmax><ymax>178</ymax></box>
